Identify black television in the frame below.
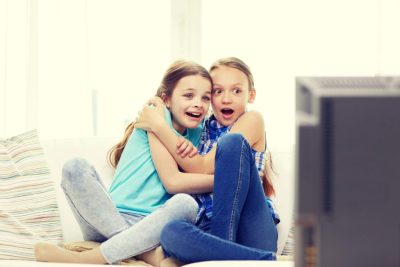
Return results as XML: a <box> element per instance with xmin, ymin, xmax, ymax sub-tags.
<box><xmin>295</xmin><ymin>77</ymin><xmax>400</xmax><ymax>267</ymax></box>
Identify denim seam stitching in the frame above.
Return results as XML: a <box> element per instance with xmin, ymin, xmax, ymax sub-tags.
<box><xmin>228</xmin><ymin>139</ymin><xmax>245</xmax><ymax>241</ymax></box>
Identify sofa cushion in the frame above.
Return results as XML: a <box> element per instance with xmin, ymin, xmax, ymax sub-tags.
<box><xmin>41</xmin><ymin>137</ymin><xmax>117</xmax><ymax>242</ymax></box>
<box><xmin>280</xmin><ymin>220</ymin><xmax>294</xmax><ymax>256</ymax></box>
<box><xmin>0</xmin><ymin>130</ymin><xmax>63</xmax><ymax>260</ymax></box>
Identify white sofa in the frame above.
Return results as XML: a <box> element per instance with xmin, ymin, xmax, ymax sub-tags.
<box><xmin>1</xmin><ymin>137</ymin><xmax>295</xmax><ymax>267</ymax></box>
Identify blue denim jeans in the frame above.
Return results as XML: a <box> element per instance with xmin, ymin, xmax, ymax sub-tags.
<box><xmin>160</xmin><ymin>133</ymin><xmax>277</xmax><ymax>263</ymax></box>
<box><xmin>61</xmin><ymin>158</ymin><xmax>198</xmax><ymax>264</ymax></box>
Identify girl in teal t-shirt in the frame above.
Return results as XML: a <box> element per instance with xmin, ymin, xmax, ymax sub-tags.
<box><xmin>34</xmin><ymin>60</ymin><xmax>214</xmax><ymax>265</ymax></box>
<box><xmin>109</xmin><ymin>107</ymin><xmax>203</xmax><ymax>215</ymax></box>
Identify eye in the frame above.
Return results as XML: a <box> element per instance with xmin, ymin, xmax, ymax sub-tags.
<box><xmin>233</xmin><ymin>87</ymin><xmax>242</xmax><ymax>94</ymax></box>
<box><xmin>183</xmin><ymin>93</ymin><xmax>194</xmax><ymax>99</ymax></box>
<box><xmin>202</xmin><ymin>95</ymin><xmax>211</xmax><ymax>102</ymax></box>
<box><xmin>212</xmin><ymin>88</ymin><xmax>222</xmax><ymax>95</ymax></box>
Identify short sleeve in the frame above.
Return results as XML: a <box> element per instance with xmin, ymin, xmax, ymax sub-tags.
<box><xmin>187</xmin><ymin>120</ymin><xmax>204</xmax><ymax>147</ymax></box>
<box><xmin>163</xmin><ymin>107</ymin><xmax>204</xmax><ymax>147</ymax></box>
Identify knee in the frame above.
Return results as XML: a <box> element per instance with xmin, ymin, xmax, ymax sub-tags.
<box><xmin>217</xmin><ymin>133</ymin><xmax>246</xmax><ymax>150</ymax></box>
<box><xmin>216</xmin><ymin>133</ymin><xmax>249</xmax><ymax>155</ymax></box>
<box><xmin>61</xmin><ymin>157</ymin><xmax>90</xmax><ymax>187</ymax></box>
<box><xmin>160</xmin><ymin>220</ymin><xmax>191</xmax><ymax>256</ymax></box>
<box><xmin>160</xmin><ymin>220</ymin><xmax>181</xmax><ymax>248</ymax></box>
<box><xmin>166</xmin><ymin>194</ymin><xmax>198</xmax><ymax>223</ymax></box>
<box><xmin>220</xmin><ymin>133</ymin><xmax>244</xmax><ymax>144</ymax></box>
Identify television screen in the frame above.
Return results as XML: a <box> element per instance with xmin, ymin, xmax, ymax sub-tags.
<box><xmin>295</xmin><ymin>77</ymin><xmax>400</xmax><ymax>267</ymax></box>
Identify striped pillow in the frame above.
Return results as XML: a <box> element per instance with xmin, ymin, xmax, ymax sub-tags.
<box><xmin>0</xmin><ymin>130</ymin><xmax>63</xmax><ymax>260</ymax></box>
<box><xmin>281</xmin><ymin>220</ymin><xmax>295</xmax><ymax>256</ymax></box>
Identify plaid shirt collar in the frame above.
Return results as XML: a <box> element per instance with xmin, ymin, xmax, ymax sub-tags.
<box><xmin>198</xmin><ymin>115</ymin><xmax>231</xmax><ymax>155</ymax></box>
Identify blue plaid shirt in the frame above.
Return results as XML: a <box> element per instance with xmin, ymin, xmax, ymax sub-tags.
<box><xmin>194</xmin><ymin>115</ymin><xmax>280</xmax><ymax>225</ymax></box>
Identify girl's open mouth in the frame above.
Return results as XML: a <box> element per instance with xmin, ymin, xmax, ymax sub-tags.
<box><xmin>186</xmin><ymin>112</ymin><xmax>202</xmax><ymax>118</ymax></box>
<box><xmin>221</xmin><ymin>108</ymin><xmax>234</xmax><ymax>115</ymax></box>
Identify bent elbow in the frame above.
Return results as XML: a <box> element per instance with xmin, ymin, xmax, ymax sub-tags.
<box><xmin>165</xmin><ymin>186</ymin><xmax>179</xmax><ymax>195</ymax></box>
<box><xmin>163</xmin><ymin>179</ymin><xmax>181</xmax><ymax>194</ymax></box>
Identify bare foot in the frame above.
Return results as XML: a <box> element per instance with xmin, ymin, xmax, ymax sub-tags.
<box><xmin>136</xmin><ymin>246</ymin><xmax>166</xmax><ymax>267</ymax></box>
<box><xmin>34</xmin><ymin>242</ymin><xmax>106</xmax><ymax>264</ymax></box>
<box><xmin>34</xmin><ymin>242</ymin><xmax>77</xmax><ymax>262</ymax></box>
<box><xmin>159</xmin><ymin>257</ymin><xmax>185</xmax><ymax>267</ymax></box>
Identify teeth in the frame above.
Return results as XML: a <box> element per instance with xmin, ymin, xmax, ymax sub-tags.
<box><xmin>187</xmin><ymin>112</ymin><xmax>201</xmax><ymax>118</ymax></box>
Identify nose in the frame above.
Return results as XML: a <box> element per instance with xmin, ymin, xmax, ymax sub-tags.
<box><xmin>193</xmin><ymin>97</ymin><xmax>203</xmax><ymax>108</ymax></box>
<box><xmin>221</xmin><ymin>91</ymin><xmax>232</xmax><ymax>103</ymax></box>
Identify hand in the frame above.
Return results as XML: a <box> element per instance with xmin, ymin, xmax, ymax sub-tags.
<box><xmin>146</xmin><ymin>96</ymin><xmax>165</xmax><ymax>117</ymax></box>
<box><xmin>176</xmin><ymin>136</ymin><xmax>198</xmax><ymax>158</ymax></box>
<box><xmin>135</xmin><ymin>97</ymin><xmax>166</xmax><ymax>132</ymax></box>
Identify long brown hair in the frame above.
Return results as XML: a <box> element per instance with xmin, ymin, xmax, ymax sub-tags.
<box><xmin>263</xmin><ymin>149</ymin><xmax>276</xmax><ymax>197</ymax></box>
<box><xmin>210</xmin><ymin>57</ymin><xmax>276</xmax><ymax>197</ymax></box>
<box><xmin>107</xmin><ymin>59</ymin><xmax>213</xmax><ymax>168</ymax></box>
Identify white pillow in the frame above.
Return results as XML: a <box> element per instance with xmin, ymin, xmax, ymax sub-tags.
<box><xmin>0</xmin><ymin>130</ymin><xmax>63</xmax><ymax>260</ymax></box>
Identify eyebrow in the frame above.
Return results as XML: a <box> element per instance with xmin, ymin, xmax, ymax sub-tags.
<box><xmin>180</xmin><ymin>88</ymin><xmax>196</xmax><ymax>92</ymax></box>
<box><xmin>213</xmin><ymin>82</ymin><xmax>243</xmax><ymax>87</ymax></box>
<box><xmin>182</xmin><ymin>88</ymin><xmax>211</xmax><ymax>94</ymax></box>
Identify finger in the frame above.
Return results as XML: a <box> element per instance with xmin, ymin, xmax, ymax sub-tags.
<box><xmin>177</xmin><ymin>141</ymin><xmax>189</xmax><ymax>155</ymax></box>
<box><xmin>176</xmin><ymin>136</ymin><xmax>186</xmax><ymax>148</ymax></box>
<box><xmin>154</xmin><ymin>96</ymin><xmax>164</xmax><ymax>105</ymax></box>
<box><xmin>146</xmin><ymin>97</ymin><xmax>157</xmax><ymax>106</ymax></box>
<box><xmin>154</xmin><ymin>101</ymin><xmax>164</xmax><ymax>113</ymax></box>
<box><xmin>146</xmin><ymin>97</ymin><xmax>158</xmax><ymax>107</ymax></box>
<box><xmin>180</xmin><ymin>144</ymin><xmax>193</xmax><ymax>158</ymax></box>
<box><xmin>184</xmin><ymin>143</ymin><xmax>196</xmax><ymax>157</ymax></box>
<box><xmin>188</xmin><ymin>147</ymin><xmax>198</xmax><ymax>158</ymax></box>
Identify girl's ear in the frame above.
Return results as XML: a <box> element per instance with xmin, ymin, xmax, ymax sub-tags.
<box><xmin>248</xmin><ymin>88</ymin><xmax>256</xmax><ymax>104</ymax></box>
<box><xmin>161</xmin><ymin>93</ymin><xmax>171</xmax><ymax>109</ymax></box>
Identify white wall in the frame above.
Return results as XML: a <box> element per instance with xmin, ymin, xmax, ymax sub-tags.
<box><xmin>36</xmin><ymin>0</ymin><xmax>171</xmax><ymax>138</ymax></box>
<box><xmin>1</xmin><ymin>0</ymin><xmax>400</xmax><ymax>149</ymax></box>
<box><xmin>201</xmin><ymin>0</ymin><xmax>400</xmax><ymax>147</ymax></box>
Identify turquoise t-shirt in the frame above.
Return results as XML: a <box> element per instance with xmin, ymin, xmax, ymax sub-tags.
<box><xmin>109</xmin><ymin>108</ymin><xmax>203</xmax><ymax>215</ymax></box>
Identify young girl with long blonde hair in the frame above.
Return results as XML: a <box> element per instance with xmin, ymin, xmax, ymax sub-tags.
<box><xmin>135</xmin><ymin>57</ymin><xmax>279</xmax><ymax>263</ymax></box>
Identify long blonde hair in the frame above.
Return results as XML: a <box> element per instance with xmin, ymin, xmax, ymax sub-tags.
<box><xmin>210</xmin><ymin>57</ymin><xmax>276</xmax><ymax>197</ymax></box>
<box><xmin>107</xmin><ymin>60</ymin><xmax>213</xmax><ymax>168</ymax></box>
